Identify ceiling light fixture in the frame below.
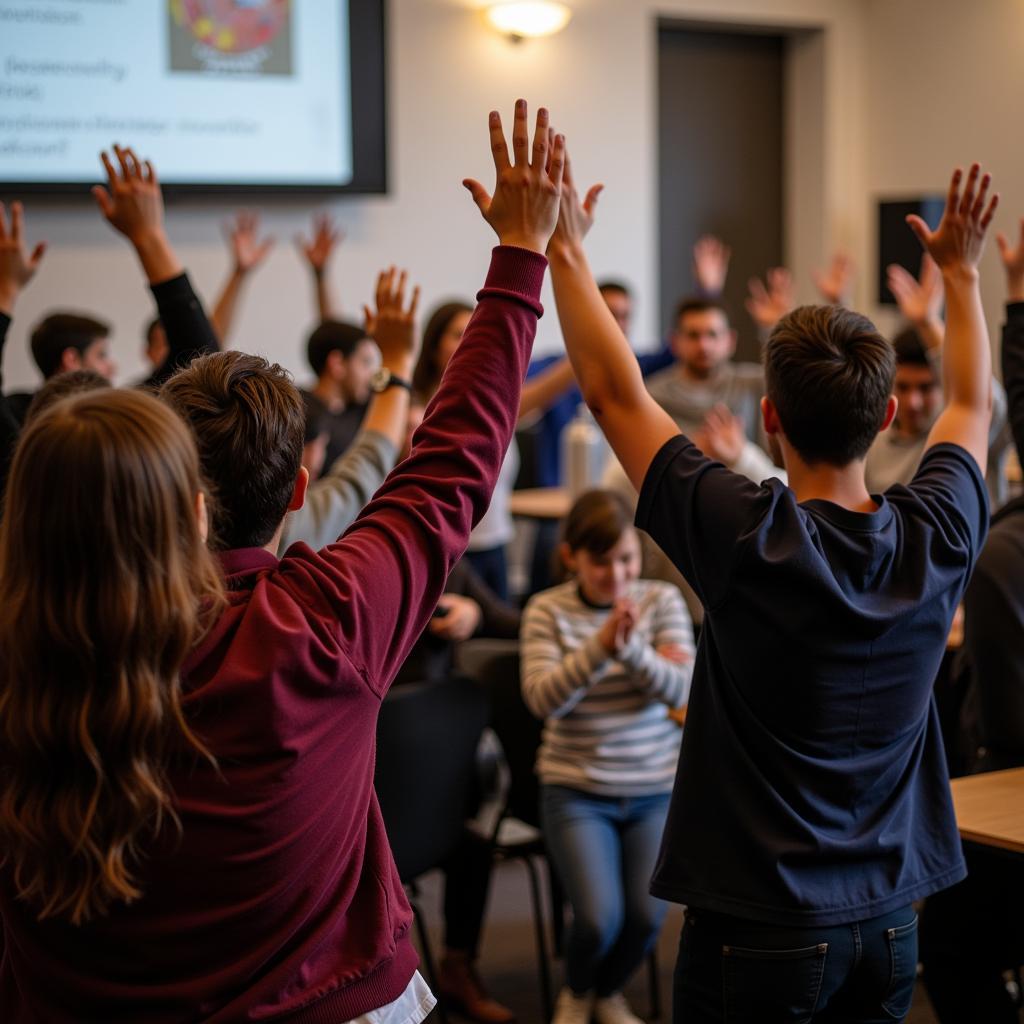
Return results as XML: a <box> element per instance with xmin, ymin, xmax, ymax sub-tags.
<box><xmin>486</xmin><ymin>2</ymin><xmax>572</xmax><ymax>42</ymax></box>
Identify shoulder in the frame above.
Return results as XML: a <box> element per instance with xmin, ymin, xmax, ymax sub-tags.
<box><xmin>524</xmin><ymin>581</ymin><xmax>578</xmax><ymax>618</ymax></box>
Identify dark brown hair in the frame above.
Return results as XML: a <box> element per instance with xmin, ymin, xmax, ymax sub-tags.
<box><xmin>412</xmin><ymin>301</ymin><xmax>473</xmax><ymax>401</ymax></box>
<box><xmin>160</xmin><ymin>351</ymin><xmax>305</xmax><ymax>550</ymax></box>
<box><xmin>0</xmin><ymin>389</ymin><xmax>224</xmax><ymax>924</ymax></box>
<box><xmin>892</xmin><ymin>326</ymin><xmax>935</xmax><ymax>372</ymax></box>
<box><xmin>30</xmin><ymin>312</ymin><xmax>109</xmax><ymax>379</ymax></box>
<box><xmin>25</xmin><ymin>369</ymin><xmax>110</xmax><ymax>424</ymax></box>
<box><xmin>765</xmin><ymin>305</ymin><xmax>895</xmax><ymax>466</ymax></box>
<box><xmin>673</xmin><ymin>297</ymin><xmax>729</xmax><ymax>329</ymax></box>
<box><xmin>563</xmin><ymin>489</ymin><xmax>636</xmax><ymax>555</ymax></box>
<box><xmin>306</xmin><ymin>319</ymin><xmax>371</xmax><ymax>378</ymax></box>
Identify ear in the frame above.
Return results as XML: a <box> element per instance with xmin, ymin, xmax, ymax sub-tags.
<box><xmin>761</xmin><ymin>395</ymin><xmax>781</xmax><ymax>436</ymax></box>
<box><xmin>558</xmin><ymin>541</ymin><xmax>577</xmax><ymax>575</ymax></box>
<box><xmin>288</xmin><ymin>466</ymin><xmax>310</xmax><ymax>512</ymax></box>
<box><xmin>879</xmin><ymin>394</ymin><xmax>898</xmax><ymax>432</ymax></box>
<box><xmin>195</xmin><ymin>491</ymin><xmax>209</xmax><ymax>544</ymax></box>
<box><xmin>325</xmin><ymin>349</ymin><xmax>346</xmax><ymax>381</ymax></box>
<box><xmin>59</xmin><ymin>347</ymin><xmax>82</xmax><ymax>373</ymax></box>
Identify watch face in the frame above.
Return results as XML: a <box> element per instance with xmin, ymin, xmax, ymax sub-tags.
<box><xmin>371</xmin><ymin>369</ymin><xmax>391</xmax><ymax>392</ymax></box>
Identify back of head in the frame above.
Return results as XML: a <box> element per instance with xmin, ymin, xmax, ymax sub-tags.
<box><xmin>0</xmin><ymin>388</ymin><xmax>224</xmax><ymax>924</ymax></box>
<box><xmin>30</xmin><ymin>312</ymin><xmax>109</xmax><ymax>379</ymax></box>
<box><xmin>765</xmin><ymin>305</ymin><xmax>895</xmax><ymax>466</ymax></box>
<box><xmin>24</xmin><ymin>369</ymin><xmax>111</xmax><ymax>424</ymax></box>
<box><xmin>160</xmin><ymin>350</ymin><xmax>305</xmax><ymax>550</ymax></box>
<box><xmin>306</xmin><ymin>319</ymin><xmax>369</xmax><ymax>378</ymax></box>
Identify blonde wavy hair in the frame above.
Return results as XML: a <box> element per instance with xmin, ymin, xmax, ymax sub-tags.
<box><xmin>0</xmin><ymin>389</ymin><xmax>225</xmax><ymax>924</ymax></box>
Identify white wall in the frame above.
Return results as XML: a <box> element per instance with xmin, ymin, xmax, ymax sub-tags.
<box><xmin>3</xmin><ymin>0</ymin><xmax>869</xmax><ymax>392</ymax></box>
<box><xmin>865</xmin><ymin>0</ymin><xmax>1024</xmax><ymax>345</ymax></box>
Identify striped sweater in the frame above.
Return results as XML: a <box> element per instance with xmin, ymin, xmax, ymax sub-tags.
<box><xmin>521</xmin><ymin>579</ymin><xmax>695</xmax><ymax>796</ymax></box>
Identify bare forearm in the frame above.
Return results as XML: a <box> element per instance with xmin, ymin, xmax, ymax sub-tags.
<box><xmin>519</xmin><ymin>357</ymin><xmax>575</xmax><ymax>420</ymax></box>
<box><xmin>941</xmin><ymin>268</ymin><xmax>991</xmax><ymax>411</ymax></box>
<box><xmin>548</xmin><ymin>241</ymin><xmax>646</xmax><ymax>411</ymax></box>
<box><xmin>131</xmin><ymin>229</ymin><xmax>182</xmax><ymax>285</ymax></box>
<box><xmin>210</xmin><ymin>268</ymin><xmax>246</xmax><ymax>344</ymax></box>
<box><xmin>314</xmin><ymin>272</ymin><xmax>335</xmax><ymax>322</ymax></box>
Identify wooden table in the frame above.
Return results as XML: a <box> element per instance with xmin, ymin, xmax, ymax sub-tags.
<box><xmin>509</xmin><ymin>487</ymin><xmax>572</xmax><ymax>521</ymax></box>
<box><xmin>950</xmin><ymin>766</ymin><xmax>1024</xmax><ymax>854</ymax></box>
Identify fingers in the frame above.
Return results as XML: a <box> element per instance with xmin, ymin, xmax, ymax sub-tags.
<box><xmin>462</xmin><ymin>178</ymin><xmax>492</xmax><ymax>215</ymax></box>
<box><xmin>997</xmin><ymin>231</ymin><xmax>1011</xmax><ymax>262</ymax></box>
<box><xmin>91</xmin><ymin>185</ymin><xmax>114</xmax><ymax>219</ymax></box>
<box><xmin>548</xmin><ymin>132</ymin><xmax>566</xmax><ymax>190</ymax></box>
<box><xmin>408</xmin><ymin>284</ymin><xmax>421</xmax><ymax>318</ymax></box>
<box><xmin>0</xmin><ymin>201</ymin><xmax>9</xmax><ymax>241</ymax></box>
<box><xmin>958</xmin><ymin>163</ymin><xmax>980</xmax><ymax>218</ymax></box>
<box><xmin>945</xmin><ymin>167</ymin><xmax>963</xmax><ymax>216</ymax></box>
<box><xmin>980</xmin><ymin>192</ymin><xmax>999</xmax><ymax>231</ymax></box>
<box><xmin>9</xmin><ymin>200</ymin><xmax>23</xmax><ymax>242</ymax></box>
<box><xmin>971</xmin><ymin>172</ymin><xmax>991</xmax><ymax>222</ymax></box>
<box><xmin>905</xmin><ymin>213</ymin><xmax>931</xmax><ymax>249</ymax></box>
<box><xmin>123</xmin><ymin>147</ymin><xmax>144</xmax><ymax>181</ymax></box>
<box><xmin>511</xmin><ymin>98</ymin><xmax>529</xmax><ymax>167</ymax></box>
<box><xmin>583</xmin><ymin>184</ymin><xmax>603</xmax><ymax>217</ymax></box>
<box><xmin>362</xmin><ymin>304</ymin><xmax>374</xmax><ymax>331</ymax></box>
<box><xmin>487</xmin><ymin>110</ymin><xmax>511</xmax><ymax>174</ymax></box>
<box><xmin>113</xmin><ymin>144</ymin><xmax>133</xmax><ymax>182</ymax></box>
<box><xmin>531</xmin><ymin>106</ymin><xmax>550</xmax><ymax>171</ymax></box>
<box><xmin>100</xmin><ymin>151</ymin><xmax>118</xmax><ymax>189</ymax></box>
<box><xmin>747</xmin><ymin>277</ymin><xmax>769</xmax><ymax>303</ymax></box>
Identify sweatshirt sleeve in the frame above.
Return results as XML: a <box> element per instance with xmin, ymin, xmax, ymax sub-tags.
<box><xmin>616</xmin><ymin>584</ymin><xmax>694</xmax><ymax>709</ymax></box>
<box><xmin>277</xmin><ymin>246</ymin><xmax>546</xmax><ymax>696</ymax></box>
<box><xmin>144</xmin><ymin>273</ymin><xmax>221</xmax><ymax>389</ymax></box>
<box><xmin>1001</xmin><ymin>302</ymin><xmax>1024</xmax><ymax>458</ymax></box>
<box><xmin>277</xmin><ymin>429</ymin><xmax>397</xmax><ymax>553</ymax></box>
<box><xmin>520</xmin><ymin>594</ymin><xmax>610</xmax><ymax>719</ymax></box>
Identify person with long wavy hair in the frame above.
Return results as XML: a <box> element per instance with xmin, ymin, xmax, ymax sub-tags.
<box><xmin>0</xmin><ymin>388</ymin><xmax>225</xmax><ymax>926</ymax></box>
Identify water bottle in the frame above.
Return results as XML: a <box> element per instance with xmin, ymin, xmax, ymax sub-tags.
<box><xmin>562</xmin><ymin>404</ymin><xmax>606</xmax><ymax>498</ymax></box>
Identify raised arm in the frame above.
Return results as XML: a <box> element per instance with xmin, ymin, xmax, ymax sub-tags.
<box><xmin>908</xmin><ymin>164</ymin><xmax>998</xmax><ymax>473</ymax></box>
<box><xmin>812</xmin><ymin>250</ymin><xmax>855</xmax><ymax>306</ymax></box>
<box><xmin>300</xmin><ymin>101</ymin><xmax>563</xmax><ymax>692</ymax></box>
<box><xmin>547</xmin><ymin>152</ymin><xmax>679</xmax><ymax>491</ymax></box>
<box><xmin>693</xmin><ymin>234</ymin><xmax>731</xmax><ymax>298</ymax></box>
<box><xmin>887</xmin><ymin>254</ymin><xmax>944</xmax><ymax>353</ymax></box>
<box><xmin>996</xmin><ymin>217</ymin><xmax>1024</xmax><ymax>456</ymax></box>
<box><xmin>519</xmin><ymin>356</ymin><xmax>576</xmax><ymax>421</ymax></box>
<box><xmin>0</xmin><ymin>202</ymin><xmax>46</xmax><ymax>485</ymax></box>
<box><xmin>92</xmin><ymin>145</ymin><xmax>219</xmax><ymax>386</ymax></box>
<box><xmin>210</xmin><ymin>211</ymin><xmax>274</xmax><ymax>343</ymax></box>
<box><xmin>297</xmin><ymin>213</ymin><xmax>342</xmax><ymax>322</ymax></box>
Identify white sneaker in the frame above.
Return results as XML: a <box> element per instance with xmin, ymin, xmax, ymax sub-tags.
<box><xmin>553</xmin><ymin>987</ymin><xmax>593</xmax><ymax>1024</ymax></box>
<box><xmin>593</xmin><ymin>992</ymin><xmax>645</xmax><ymax>1024</ymax></box>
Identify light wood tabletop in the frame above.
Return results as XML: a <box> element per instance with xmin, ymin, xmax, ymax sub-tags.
<box><xmin>949</xmin><ymin>766</ymin><xmax>1024</xmax><ymax>855</ymax></box>
<box><xmin>509</xmin><ymin>487</ymin><xmax>572</xmax><ymax>521</ymax></box>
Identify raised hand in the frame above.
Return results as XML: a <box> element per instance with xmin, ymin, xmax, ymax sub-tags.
<box><xmin>907</xmin><ymin>164</ymin><xmax>998</xmax><ymax>273</ymax></box>
<box><xmin>463</xmin><ymin>99</ymin><xmax>565</xmax><ymax>254</ymax></box>
<box><xmin>363</xmin><ymin>266</ymin><xmax>421</xmax><ymax>370</ymax></box>
<box><xmin>812</xmin><ymin>251</ymin><xmax>854</xmax><ymax>306</ymax></box>
<box><xmin>225</xmin><ymin>211</ymin><xmax>274</xmax><ymax>275</ymax></box>
<box><xmin>297</xmin><ymin>213</ymin><xmax>342</xmax><ymax>277</ymax></box>
<box><xmin>693</xmin><ymin>404</ymin><xmax>745</xmax><ymax>467</ymax></box>
<box><xmin>0</xmin><ymin>202</ymin><xmax>46</xmax><ymax>314</ymax></box>
<box><xmin>693</xmin><ymin>235</ymin><xmax>731</xmax><ymax>297</ymax></box>
<box><xmin>92</xmin><ymin>144</ymin><xmax>164</xmax><ymax>243</ymax></box>
<box><xmin>746</xmin><ymin>267</ymin><xmax>794</xmax><ymax>331</ymax></box>
<box><xmin>887</xmin><ymin>255</ymin><xmax>943</xmax><ymax>327</ymax></box>
<box><xmin>548</xmin><ymin>145</ymin><xmax>603</xmax><ymax>256</ymax></box>
<box><xmin>996</xmin><ymin>216</ymin><xmax>1024</xmax><ymax>303</ymax></box>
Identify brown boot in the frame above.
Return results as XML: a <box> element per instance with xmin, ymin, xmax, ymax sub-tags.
<box><xmin>438</xmin><ymin>951</ymin><xmax>516</xmax><ymax>1023</ymax></box>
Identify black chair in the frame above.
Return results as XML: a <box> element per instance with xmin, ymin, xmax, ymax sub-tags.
<box><xmin>458</xmin><ymin>639</ymin><xmax>663</xmax><ymax>1022</ymax></box>
<box><xmin>375</xmin><ymin>677</ymin><xmax>490</xmax><ymax>1024</ymax></box>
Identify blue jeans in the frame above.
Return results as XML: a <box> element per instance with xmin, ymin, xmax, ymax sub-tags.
<box><xmin>673</xmin><ymin>904</ymin><xmax>918</xmax><ymax>1023</ymax></box>
<box><xmin>541</xmin><ymin>784</ymin><xmax>671</xmax><ymax>997</ymax></box>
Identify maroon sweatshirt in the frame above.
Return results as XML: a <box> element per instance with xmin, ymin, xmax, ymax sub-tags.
<box><xmin>0</xmin><ymin>247</ymin><xmax>546</xmax><ymax>1023</ymax></box>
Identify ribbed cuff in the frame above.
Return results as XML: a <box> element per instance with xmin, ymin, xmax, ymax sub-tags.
<box><xmin>477</xmin><ymin>246</ymin><xmax>547</xmax><ymax>318</ymax></box>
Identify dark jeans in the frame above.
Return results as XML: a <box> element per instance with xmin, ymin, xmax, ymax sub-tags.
<box><xmin>673</xmin><ymin>904</ymin><xmax>918</xmax><ymax>1023</ymax></box>
<box><xmin>920</xmin><ymin>842</ymin><xmax>1024</xmax><ymax>1023</ymax></box>
<box><xmin>465</xmin><ymin>545</ymin><xmax>509</xmax><ymax>602</ymax></box>
<box><xmin>442</xmin><ymin>831</ymin><xmax>493</xmax><ymax>959</ymax></box>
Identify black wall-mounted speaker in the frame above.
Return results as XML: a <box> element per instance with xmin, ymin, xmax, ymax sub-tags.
<box><xmin>878</xmin><ymin>198</ymin><xmax>945</xmax><ymax>305</ymax></box>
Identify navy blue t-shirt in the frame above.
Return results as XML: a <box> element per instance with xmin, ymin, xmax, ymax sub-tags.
<box><xmin>636</xmin><ymin>436</ymin><xmax>988</xmax><ymax>925</ymax></box>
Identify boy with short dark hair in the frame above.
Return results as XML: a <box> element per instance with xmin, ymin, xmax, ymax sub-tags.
<box><xmin>549</xmin><ymin>155</ymin><xmax>997</xmax><ymax>1023</ymax></box>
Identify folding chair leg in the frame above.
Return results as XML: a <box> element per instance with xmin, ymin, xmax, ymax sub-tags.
<box><xmin>522</xmin><ymin>855</ymin><xmax>555</xmax><ymax>1022</ymax></box>
<box><xmin>408</xmin><ymin>895</ymin><xmax>449</xmax><ymax>1024</ymax></box>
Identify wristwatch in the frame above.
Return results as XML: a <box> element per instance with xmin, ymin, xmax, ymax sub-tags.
<box><xmin>370</xmin><ymin>367</ymin><xmax>412</xmax><ymax>394</ymax></box>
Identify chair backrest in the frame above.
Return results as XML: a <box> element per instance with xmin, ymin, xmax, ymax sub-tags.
<box><xmin>460</xmin><ymin>642</ymin><xmax>544</xmax><ymax>831</ymax></box>
<box><xmin>375</xmin><ymin>677</ymin><xmax>489</xmax><ymax>882</ymax></box>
